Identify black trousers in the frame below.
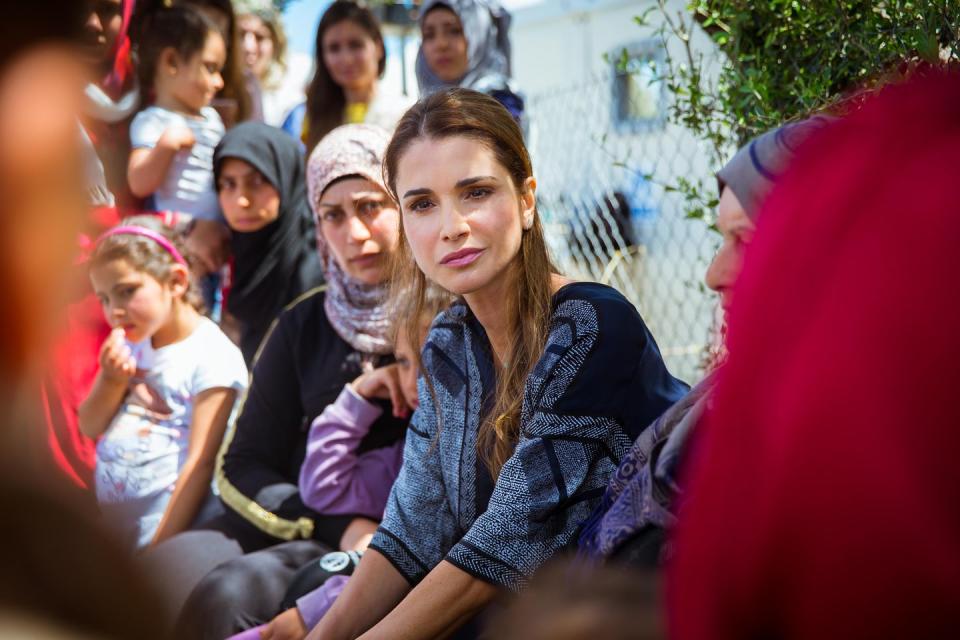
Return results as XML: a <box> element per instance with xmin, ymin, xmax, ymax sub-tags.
<box><xmin>174</xmin><ymin>538</ymin><xmax>332</xmax><ymax>640</ymax></box>
<box><xmin>142</xmin><ymin>504</ymin><xmax>339</xmax><ymax>639</ymax></box>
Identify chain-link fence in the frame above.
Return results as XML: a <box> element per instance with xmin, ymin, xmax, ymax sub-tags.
<box><xmin>525</xmin><ymin>71</ymin><xmax>720</xmax><ymax>383</ymax></box>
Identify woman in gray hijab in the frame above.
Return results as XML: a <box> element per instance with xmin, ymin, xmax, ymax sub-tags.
<box><xmin>577</xmin><ymin>115</ymin><xmax>833</xmax><ymax>567</ymax></box>
<box><xmin>416</xmin><ymin>0</ymin><xmax>524</xmax><ymax>122</ymax></box>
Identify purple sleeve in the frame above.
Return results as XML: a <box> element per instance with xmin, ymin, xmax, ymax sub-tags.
<box><xmin>296</xmin><ymin>574</ymin><xmax>350</xmax><ymax>629</ymax></box>
<box><xmin>224</xmin><ymin>626</ymin><xmax>265</xmax><ymax>640</ymax></box>
<box><xmin>298</xmin><ymin>385</ymin><xmax>404</xmax><ymax>519</ymax></box>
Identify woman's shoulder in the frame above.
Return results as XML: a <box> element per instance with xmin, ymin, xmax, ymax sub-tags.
<box><xmin>248</xmin><ymin>285</ymin><xmax>356</xmax><ymax>377</ymax></box>
<box><xmin>271</xmin><ymin>286</ymin><xmax>330</xmax><ymax>334</ymax></box>
<box><xmin>423</xmin><ymin>300</ymin><xmax>469</xmax><ymax>344</ymax></box>
<box><xmin>550</xmin><ymin>282</ymin><xmax>642</xmax><ymax>330</ymax></box>
<box><xmin>543</xmin><ymin>282</ymin><xmax>655</xmax><ymax>369</ymax></box>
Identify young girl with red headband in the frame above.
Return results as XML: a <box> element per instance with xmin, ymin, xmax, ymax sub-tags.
<box><xmin>79</xmin><ymin>216</ymin><xmax>246</xmax><ymax>550</ymax></box>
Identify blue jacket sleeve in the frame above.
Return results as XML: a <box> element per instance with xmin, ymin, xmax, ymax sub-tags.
<box><xmin>367</xmin><ymin>373</ymin><xmax>459</xmax><ymax>585</ymax></box>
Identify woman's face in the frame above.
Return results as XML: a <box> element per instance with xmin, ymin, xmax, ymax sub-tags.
<box><xmin>217</xmin><ymin>158</ymin><xmax>281</xmax><ymax>233</ymax></box>
<box><xmin>317</xmin><ymin>177</ymin><xmax>399</xmax><ymax>285</ymax></box>
<box><xmin>82</xmin><ymin>0</ymin><xmax>124</xmax><ymax>71</ymax></box>
<box><xmin>396</xmin><ymin>136</ymin><xmax>535</xmax><ymax>298</ymax></box>
<box><xmin>321</xmin><ymin>19</ymin><xmax>382</xmax><ymax>95</ymax></box>
<box><xmin>239</xmin><ymin>14</ymin><xmax>274</xmax><ymax>80</ymax></box>
<box><xmin>420</xmin><ymin>6</ymin><xmax>469</xmax><ymax>83</ymax></box>
<box><xmin>705</xmin><ymin>186</ymin><xmax>756</xmax><ymax>311</ymax></box>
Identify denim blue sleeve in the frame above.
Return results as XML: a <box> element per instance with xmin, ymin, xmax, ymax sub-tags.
<box><xmin>367</xmin><ymin>372</ymin><xmax>459</xmax><ymax>585</ymax></box>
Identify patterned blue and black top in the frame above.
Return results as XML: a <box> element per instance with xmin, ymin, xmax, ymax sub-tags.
<box><xmin>368</xmin><ymin>282</ymin><xmax>688</xmax><ymax>590</ymax></box>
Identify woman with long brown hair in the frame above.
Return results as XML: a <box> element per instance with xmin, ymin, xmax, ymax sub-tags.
<box><xmin>301</xmin><ymin>1</ymin><xmax>412</xmax><ymax>154</ymax></box>
<box><xmin>305</xmin><ymin>88</ymin><xmax>687</xmax><ymax>639</ymax></box>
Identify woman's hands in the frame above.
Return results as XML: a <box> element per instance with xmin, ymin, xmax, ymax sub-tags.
<box><xmin>351</xmin><ymin>365</ymin><xmax>411</xmax><ymax>419</ymax></box>
<box><xmin>260</xmin><ymin>607</ymin><xmax>308</xmax><ymax>640</ymax></box>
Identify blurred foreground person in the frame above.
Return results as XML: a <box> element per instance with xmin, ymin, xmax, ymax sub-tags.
<box><xmin>669</xmin><ymin>70</ymin><xmax>960</xmax><ymax>639</ymax></box>
<box><xmin>0</xmin><ymin>3</ymin><xmax>166</xmax><ymax>638</ymax></box>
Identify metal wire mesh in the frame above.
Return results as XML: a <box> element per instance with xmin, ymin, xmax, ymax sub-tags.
<box><xmin>525</xmin><ymin>71</ymin><xmax>719</xmax><ymax>383</ymax></box>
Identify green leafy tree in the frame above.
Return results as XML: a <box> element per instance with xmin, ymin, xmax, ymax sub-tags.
<box><xmin>639</xmin><ymin>0</ymin><xmax>960</xmax><ymax>222</ymax></box>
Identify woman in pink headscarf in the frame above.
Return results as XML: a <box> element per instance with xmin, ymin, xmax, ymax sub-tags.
<box><xmin>669</xmin><ymin>70</ymin><xmax>960</xmax><ymax>639</ymax></box>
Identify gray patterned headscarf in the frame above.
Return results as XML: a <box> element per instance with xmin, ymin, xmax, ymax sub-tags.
<box><xmin>717</xmin><ymin>116</ymin><xmax>833</xmax><ymax>220</ymax></box>
<box><xmin>306</xmin><ymin>124</ymin><xmax>395</xmax><ymax>355</ymax></box>
<box><xmin>416</xmin><ymin>0</ymin><xmax>514</xmax><ymax>96</ymax></box>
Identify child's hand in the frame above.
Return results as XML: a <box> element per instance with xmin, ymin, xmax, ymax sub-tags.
<box><xmin>351</xmin><ymin>364</ymin><xmax>410</xmax><ymax>418</ymax></box>
<box><xmin>260</xmin><ymin>607</ymin><xmax>307</xmax><ymax>640</ymax></box>
<box><xmin>159</xmin><ymin>125</ymin><xmax>196</xmax><ymax>152</ymax></box>
<box><xmin>99</xmin><ymin>327</ymin><xmax>136</xmax><ymax>383</ymax></box>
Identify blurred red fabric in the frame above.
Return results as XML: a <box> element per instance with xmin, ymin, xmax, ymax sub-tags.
<box><xmin>668</xmin><ymin>70</ymin><xmax>960</xmax><ymax>639</ymax></box>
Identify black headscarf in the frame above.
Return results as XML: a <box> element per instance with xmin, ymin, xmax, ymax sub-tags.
<box><xmin>214</xmin><ymin>122</ymin><xmax>324</xmax><ymax>364</ymax></box>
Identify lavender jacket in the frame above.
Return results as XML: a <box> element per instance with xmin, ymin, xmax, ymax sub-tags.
<box><xmin>298</xmin><ymin>385</ymin><xmax>404</xmax><ymax>519</ymax></box>
<box><xmin>293</xmin><ymin>385</ymin><xmax>403</xmax><ymax>628</ymax></box>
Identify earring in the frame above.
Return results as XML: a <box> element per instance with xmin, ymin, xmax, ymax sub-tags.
<box><xmin>522</xmin><ymin>214</ymin><xmax>534</xmax><ymax>230</ymax></box>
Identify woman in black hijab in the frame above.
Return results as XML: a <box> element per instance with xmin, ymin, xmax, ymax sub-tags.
<box><xmin>215</xmin><ymin>122</ymin><xmax>324</xmax><ymax>364</ymax></box>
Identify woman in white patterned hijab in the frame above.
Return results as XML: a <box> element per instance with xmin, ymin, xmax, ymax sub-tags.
<box><xmin>306</xmin><ymin>123</ymin><xmax>399</xmax><ymax>356</ymax></box>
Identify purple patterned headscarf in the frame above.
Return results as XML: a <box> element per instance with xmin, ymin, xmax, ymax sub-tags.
<box><xmin>306</xmin><ymin>124</ymin><xmax>395</xmax><ymax>355</ymax></box>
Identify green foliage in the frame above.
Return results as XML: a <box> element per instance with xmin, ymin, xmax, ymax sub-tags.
<box><xmin>636</xmin><ymin>0</ymin><xmax>960</xmax><ymax>222</ymax></box>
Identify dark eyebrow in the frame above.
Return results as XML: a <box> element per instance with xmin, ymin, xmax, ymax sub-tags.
<box><xmin>402</xmin><ymin>188</ymin><xmax>432</xmax><ymax>199</ymax></box>
<box><xmin>455</xmin><ymin>176</ymin><xmax>498</xmax><ymax>188</ymax></box>
<box><xmin>402</xmin><ymin>176</ymin><xmax>498</xmax><ymax>200</ymax></box>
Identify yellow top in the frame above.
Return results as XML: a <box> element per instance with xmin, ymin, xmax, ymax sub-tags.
<box><xmin>301</xmin><ymin>103</ymin><xmax>370</xmax><ymax>145</ymax></box>
<box><xmin>344</xmin><ymin>102</ymin><xmax>368</xmax><ymax>124</ymax></box>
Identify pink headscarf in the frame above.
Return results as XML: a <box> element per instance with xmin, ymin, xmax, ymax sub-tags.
<box><xmin>102</xmin><ymin>0</ymin><xmax>137</xmax><ymax>99</ymax></box>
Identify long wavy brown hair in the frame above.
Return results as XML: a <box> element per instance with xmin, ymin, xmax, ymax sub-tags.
<box><xmin>384</xmin><ymin>88</ymin><xmax>558</xmax><ymax>478</ymax></box>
